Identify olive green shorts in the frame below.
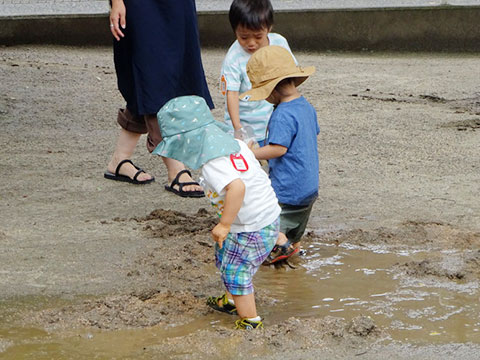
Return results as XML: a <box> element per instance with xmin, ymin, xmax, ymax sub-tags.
<box><xmin>279</xmin><ymin>201</ymin><xmax>315</xmax><ymax>244</ymax></box>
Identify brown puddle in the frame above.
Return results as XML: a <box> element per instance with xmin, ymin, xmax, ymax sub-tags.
<box><xmin>0</xmin><ymin>302</ymin><xmax>218</xmax><ymax>359</ymax></box>
<box><xmin>255</xmin><ymin>242</ymin><xmax>480</xmax><ymax>343</ymax></box>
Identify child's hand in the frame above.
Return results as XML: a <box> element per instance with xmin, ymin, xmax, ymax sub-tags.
<box><xmin>211</xmin><ymin>223</ymin><xmax>230</xmax><ymax>249</ymax></box>
<box><xmin>211</xmin><ymin>179</ymin><xmax>244</xmax><ymax>248</ymax></box>
<box><xmin>234</xmin><ymin>127</ymin><xmax>247</xmax><ymax>140</ymax></box>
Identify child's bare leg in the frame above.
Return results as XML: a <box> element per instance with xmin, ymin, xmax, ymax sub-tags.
<box><xmin>276</xmin><ymin>232</ymin><xmax>301</xmax><ymax>248</ymax></box>
<box><xmin>267</xmin><ymin>232</ymin><xmax>300</xmax><ymax>264</ymax></box>
<box><xmin>216</xmin><ymin>290</ymin><xmax>235</xmax><ymax>307</ymax></box>
<box><xmin>232</xmin><ymin>293</ymin><xmax>257</xmax><ymax>319</ymax></box>
<box><xmin>275</xmin><ymin>232</ymin><xmax>288</xmax><ymax>246</ymax></box>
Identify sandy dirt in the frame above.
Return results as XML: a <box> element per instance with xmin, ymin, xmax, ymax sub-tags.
<box><xmin>0</xmin><ymin>45</ymin><xmax>480</xmax><ymax>358</ymax></box>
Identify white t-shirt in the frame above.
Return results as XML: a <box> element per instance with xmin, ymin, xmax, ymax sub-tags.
<box><xmin>201</xmin><ymin>140</ymin><xmax>281</xmax><ymax>233</ymax></box>
<box><xmin>220</xmin><ymin>33</ymin><xmax>295</xmax><ymax>141</ymax></box>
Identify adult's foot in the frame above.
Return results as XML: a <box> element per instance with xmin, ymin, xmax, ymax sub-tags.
<box><xmin>165</xmin><ymin>169</ymin><xmax>204</xmax><ymax>198</ymax></box>
<box><xmin>107</xmin><ymin>159</ymin><xmax>154</xmax><ymax>183</ymax></box>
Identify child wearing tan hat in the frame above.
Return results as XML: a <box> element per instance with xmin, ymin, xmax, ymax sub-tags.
<box><xmin>241</xmin><ymin>45</ymin><xmax>319</xmax><ymax>263</ymax></box>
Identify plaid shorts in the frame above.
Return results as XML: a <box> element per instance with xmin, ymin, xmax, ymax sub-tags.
<box><xmin>215</xmin><ymin>218</ymin><xmax>279</xmax><ymax>296</ymax></box>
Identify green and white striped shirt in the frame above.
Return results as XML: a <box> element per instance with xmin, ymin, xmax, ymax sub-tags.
<box><xmin>220</xmin><ymin>33</ymin><xmax>295</xmax><ymax>142</ymax></box>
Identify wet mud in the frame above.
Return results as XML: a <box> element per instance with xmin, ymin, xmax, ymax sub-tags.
<box><xmin>315</xmin><ymin>221</ymin><xmax>480</xmax><ymax>251</ymax></box>
<box><xmin>30</xmin><ymin>291</ymin><xmax>207</xmax><ymax>331</ymax></box>
<box><xmin>313</xmin><ymin>221</ymin><xmax>480</xmax><ymax>281</ymax></box>
<box><xmin>1</xmin><ymin>46</ymin><xmax>480</xmax><ymax>358</ymax></box>
<box><xmin>146</xmin><ymin>316</ymin><xmax>382</xmax><ymax>359</ymax></box>
<box><xmin>13</xmin><ymin>208</ymin><xmax>388</xmax><ymax>358</ymax></box>
<box><xmin>22</xmin><ymin>216</ymin><xmax>480</xmax><ymax>340</ymax></box>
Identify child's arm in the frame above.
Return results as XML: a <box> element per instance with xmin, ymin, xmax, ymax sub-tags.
<box><xmin>211</xmin><ymin>179</ymin><xmax>245</xmax><ymax>248</ymax></box>
<box><xmin>226</xmin><ymin>90</ymin><xmax>242</xmax><ymax>131</ymax></box>
<box><xmin>251</xmin><ymin>144</ymin><xmax>287</xmax><ymax>160</ymax></box>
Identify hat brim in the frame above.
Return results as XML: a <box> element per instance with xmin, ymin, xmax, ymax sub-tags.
<box><xmin>239</xmin><ymin>66</ymin><xmax>315</xmax><ymax>102</ymax></box>
<box><xmin>152</xmin><ymin>121</ymin><xmax>239</xmax><ymax>170</ymax></box>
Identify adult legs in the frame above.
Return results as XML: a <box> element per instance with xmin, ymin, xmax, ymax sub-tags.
<box><xmin>107</xmin><ymin>128</ymin><xmax>153</xmax><ymax>182</ymax></box>
<box><xmin>107</xmin><ymin>115</ymin><xmax>201</xmax><ymax>192</ymax></box>
<box><xmin>144</xmin><ymin>114</ymin><xmax>202</xmax><ymax>192</ymax></box>
<box><xmin>162</xmin><ymin>157</ymin><xmax>202</xmax><ymax>192</ymax></box>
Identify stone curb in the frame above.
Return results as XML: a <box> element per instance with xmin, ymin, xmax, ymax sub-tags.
<box><xmin>1</xmin><ymin>6</ymin><xmax>480</xmax><ymax>51</ymax></box>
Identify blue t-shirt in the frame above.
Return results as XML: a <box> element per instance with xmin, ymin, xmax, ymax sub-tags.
<box><xmin>267</xmin><ymin>96</ymin><xmax>319</xmax><ymax>206</ymax></box>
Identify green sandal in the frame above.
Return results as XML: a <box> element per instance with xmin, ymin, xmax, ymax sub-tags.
<box><xmin>206</xmin><ymin>294</ymin><xmax>237</xmax><ymax>315</ymax></box>
<box><xmin>234</xmin><ymin>318</ymin><xmax>264</xmax><ymax>330</ymax></box>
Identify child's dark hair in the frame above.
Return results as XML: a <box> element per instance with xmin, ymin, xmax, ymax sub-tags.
<box><xmin>229</xmin><ymin>0</ymin><xmax>274</xmax><ymax>32</ymax></box>
<box><xmin>275</xmin><ymin>78</ymin><xmax>295</xmax><ymax>91</ymax></box>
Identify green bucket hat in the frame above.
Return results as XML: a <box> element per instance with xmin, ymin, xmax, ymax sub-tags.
<box><xmin>152</xmin><ymin>96</ymin><xmax>240</xmax><ymax>170</ymax></box>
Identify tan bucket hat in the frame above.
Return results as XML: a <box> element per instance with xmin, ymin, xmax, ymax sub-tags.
<box><xmin>240</xmin><ymin>45</ymin><xmax>315</xmax><ymax>101</ymax></box>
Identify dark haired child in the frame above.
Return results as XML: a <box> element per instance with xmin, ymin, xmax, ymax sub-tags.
<box><xmin>220</xmin><ymin>0</ymin><xmax>295</xmax><ymax>146</ymax></box>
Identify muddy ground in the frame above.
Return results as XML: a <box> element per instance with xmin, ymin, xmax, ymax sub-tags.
<box><xmin>0</xmin><ymin>45</ymin><xmax>479</xmax><ymax>359</ymax></box>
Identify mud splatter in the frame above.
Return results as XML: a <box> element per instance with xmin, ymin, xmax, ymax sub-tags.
<box><xmin>419</xmin><ymin>94</ymin><xmax>448</xmax><ymax>103</ymax></box>
<box><xmin>350</xmin><ymin>91</ymin><xmax>480</xmax><ymax>116</ymax></box>
<box><xmin>440</xmin><ymin>118</ymin><xmax>480</xmax><ymax>131</ymax></box>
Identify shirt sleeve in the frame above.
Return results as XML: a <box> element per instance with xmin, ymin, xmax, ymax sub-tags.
<box><xmin>221</xmin><ymin>55</ymin><xmax>242</xmax><ymax>92</ymax></box>
<box><xmin>283</xmin><ymin>39</ymin><xmax>298</xmax><ymax>65</ymax></box>
<box><xmin>273</xmin><ymin>34</ymin><xmax>298</xmax><ymax>65</ymax></box>
<box><xmin>267</xmin><ymin>110</ymin><xmax>297</xmax><ymax>149</ymax></box>
<box><xmin>201</xmin><ymin>156</ymin><xmax>240</xmax><ymax>194</ymax></box>
<box><xmin>315</xmin><ymin>111</ymin><xmax>320</xmax><ymax>135</ymax></box>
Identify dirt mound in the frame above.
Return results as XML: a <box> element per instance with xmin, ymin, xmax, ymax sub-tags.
<box><xmin>146</xmin><ymin>316</ymin><xmax>383</xmax><ymax>358</ymax></box>
<box><xmin>397</xmin><ymin>258</ymin><xmax>466</xmax><ymax>280</ymax></box>
<box><xmin>313</xmin><ymin>221</ymin><xmax>480</xmax><ymax>250</ymax></box>
<box><xmin>395</xmin><ymin>250</ymin><xmax>480</xmax><ymax>281</ymax></box>
<box><xmin>30</xmin><ymin>291</ymin><xmax>207</xmax><ymax>330</ymax></box>
<box><xmin>131</xmin><ymin>208</ymin><xmax>218</xmax><ymax>238</ymax></box>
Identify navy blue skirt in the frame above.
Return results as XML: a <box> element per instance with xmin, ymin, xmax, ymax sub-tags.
<box><xmin>113</xmin><ymin>0</ymin><xmax>214</xmax><ymax>116</ymax></box>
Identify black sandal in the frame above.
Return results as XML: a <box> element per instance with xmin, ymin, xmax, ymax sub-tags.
<box><xmin>104</xmin><ymin>159</ymin><xmax>155</xmax><ymax>185</ymax></box>
<box><xmin>164</xmin><ymin>169</ymin><xmax>204</xmax><ymax>198</ymax></box>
